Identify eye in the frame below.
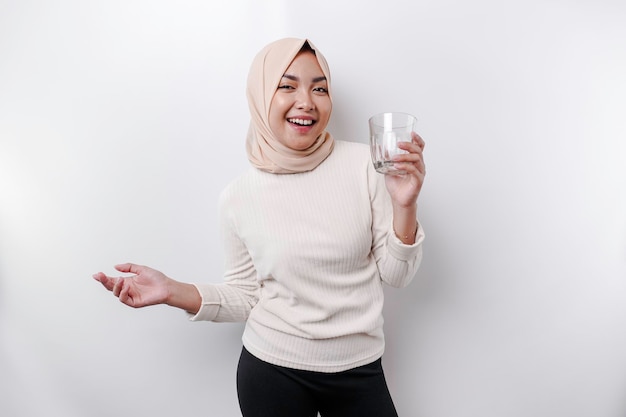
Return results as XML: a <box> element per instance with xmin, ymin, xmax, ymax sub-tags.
<box><xmin>313</xmin><ymin>86</ymin><xmax>328</xmax><ymax>94</ymax></box>
<box><xmin>277</xmin><ymin>84</ymin><xmax>295</xmax><ymax>90</ymax></box>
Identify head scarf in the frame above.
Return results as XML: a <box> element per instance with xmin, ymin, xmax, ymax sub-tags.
<box><xmin>245</xmin><ymin>38</ymin><xmax>335</xmax><ymax>174</ymax></box>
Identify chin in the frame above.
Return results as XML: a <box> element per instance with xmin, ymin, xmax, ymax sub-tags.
<box><xmin>284</xmin><ymin>135</ymin><xmax>320</xmax><ymax>151</ymax></box>
<box><xmin>288</xmin><ymin>143</ymin><xmax>315</xmax><ymax>151</ymax></box>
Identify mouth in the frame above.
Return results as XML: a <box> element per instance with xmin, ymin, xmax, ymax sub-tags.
<box><xmin>287</xmin><ymin>117</ymin><xmax>315</xmax><ymax>127</ymax></box>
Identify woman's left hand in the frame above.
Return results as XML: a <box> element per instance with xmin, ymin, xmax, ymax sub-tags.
<box><xmin>384</xmin><ymin>132</ymin><xmax>426</xmax><ymax>208</ymax></box>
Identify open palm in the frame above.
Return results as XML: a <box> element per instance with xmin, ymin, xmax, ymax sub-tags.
<box><xmin>93</xmin><ymin>263</ymin><xmax>170</xmax><ymax>308</ymax></box>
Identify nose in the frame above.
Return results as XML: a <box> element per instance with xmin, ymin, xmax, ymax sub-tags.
<box><xmin>295</xmin><ymin>90</ymin><xmax>314</xmax><ymax>111</ymax></box>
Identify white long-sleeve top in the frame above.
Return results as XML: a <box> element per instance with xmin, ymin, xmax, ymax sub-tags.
<box><xmin>190</xmin><ymin>140</ymin><xmax>424</xmax><ymax>372</ymax></box>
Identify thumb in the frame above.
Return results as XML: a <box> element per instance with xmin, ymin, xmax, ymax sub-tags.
<box><xmin>114</xmin><ymin>263</ymin><xmax>142</xmax><ymax>274</ymax></box>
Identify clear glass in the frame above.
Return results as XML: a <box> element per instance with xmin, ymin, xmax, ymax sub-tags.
<box><xmin>369</xmin><ymin>112</ymin><xmax>417</xmax><ymax>175</ymax></box>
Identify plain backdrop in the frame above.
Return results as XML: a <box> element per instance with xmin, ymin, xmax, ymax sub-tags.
<box><xmin>1</xmin><ymin>0</ymin><xmax>625</xmax><ymax>416</ymax></box>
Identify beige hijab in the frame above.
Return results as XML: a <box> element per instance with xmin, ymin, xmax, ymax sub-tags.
<box><xmin>245</xmin><ymin>38</ymin><xmax>335</xmax><ymax>174</ymax></box>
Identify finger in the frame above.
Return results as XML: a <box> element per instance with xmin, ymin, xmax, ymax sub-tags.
<box><xmin>93</xmin><ymin>273</ymin><xmax>116</xmax><ymax>291</ymax></box>
<box><xmin>411</xmin><ymin>132</ymin><xmax>425</xmax><ymax>150</ymax></box>
<box><xmin>411</xmin><ymin>155</ymin><xmax>426</xmax><ymax>175</ymax></box>
<box><xmin>92</xmin><ymin>272</ymin><xmax>105</xmax><ymax>283</ymax></box>
<box><xmin>395</xmin><ymin>163</ymin><xmax>422</xmax><ymax>177</ymax></box>
<box><xmin>115</xmin><ymin>263</ymin><xmax>142</xmax><ymax>275</ymax></box>
<box><xmin>392</xmin><ymin>148</ymin><xmax>423</xmax><ymax>163</ymax></box>
<box><xmin>397</xmin><ymin>140</ymin><xmax>423</xmax><ymax>156</ymax></box>
<box><xmin>118</xmin><ymin>281</ymin><xmax>133</xmax><ymax>306</ymax></box>
<box><xmin>394</xmin><ymin>154</ymin><xmax>425</xmax><ymax>175</ymax></box>
<box><xmin>112</xmin><ymin>277</ymin><xmax>124</xmax><ymax>297</ymax></box>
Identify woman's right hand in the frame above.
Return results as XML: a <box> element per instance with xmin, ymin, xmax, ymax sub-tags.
<box><xmin>93</xmin><ymin>263</ymin><xmax>173</xmax><ymax>309</ymax></box>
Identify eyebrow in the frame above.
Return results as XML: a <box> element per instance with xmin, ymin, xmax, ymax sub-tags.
<box><xmin>281</xmin><ymin>74</ymin><xmax>327</xmax><ymax>83</ymax></box>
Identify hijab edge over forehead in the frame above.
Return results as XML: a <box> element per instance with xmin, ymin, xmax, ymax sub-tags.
<box><xmin>245</xmin><ymin>37</ymin><xmax>335</xmax><ymax>174</ymax></box>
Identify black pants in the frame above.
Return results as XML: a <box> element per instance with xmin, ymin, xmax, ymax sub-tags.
<box><xmin>236</xmin><ymin>347</ymin><xmax>399</xmax><ymax>417</ymax></box>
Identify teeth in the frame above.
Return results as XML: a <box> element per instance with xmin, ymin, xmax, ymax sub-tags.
<box><xmin>288</xmin><ymin>118</ymin><xmax>313</xmax><ymax>126</ymax></box>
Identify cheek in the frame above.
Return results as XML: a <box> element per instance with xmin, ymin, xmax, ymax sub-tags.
<box><xmin>268</xmin><ymin>116</ymin><xmax>282</xmax><ymax>137</ymax></box>
<box><xmin>272</xmin><ymin>94</ymin><xmax>291</xmax><ymax>111</ymax></box>
<box><xmin>268</xmin><ymin>99</ymin><xmax>285</xmax><ymax>130</ymax></box>
<box><xmin>318</xmin><ymin>99</ymin><xmax>332</xmax><ymax>123</ymax></box>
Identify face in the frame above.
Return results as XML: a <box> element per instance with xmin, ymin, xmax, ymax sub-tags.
<box><xmin>268</xmin><ymin>51</ymin><xmax>332</xmax><ymax>151</ymax></box>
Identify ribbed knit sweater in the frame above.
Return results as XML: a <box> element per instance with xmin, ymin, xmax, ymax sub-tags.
<box><xmin>190</xmin><ymin>140</ymin><xmax>424</xmax><ymax>372</ymax></box>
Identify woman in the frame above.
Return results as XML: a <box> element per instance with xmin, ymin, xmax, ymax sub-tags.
<box><xmin>93</xmin><ymin>37</ymin><xmax>426</xmax><ymax>417</ymax></box>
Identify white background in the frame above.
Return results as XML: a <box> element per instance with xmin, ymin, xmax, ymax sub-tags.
<box><xmin>1</xmin><ymin>1</ymin><xmax>625</xmax><ymax>416</ymax></box>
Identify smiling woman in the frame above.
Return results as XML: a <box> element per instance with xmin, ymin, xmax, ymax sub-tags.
<box><xmin>268</xmin><ymin>48</ymin><xmax>332</xmax><ymax>151</ymax></box>
<box><xmin>245</xmin><ymin>39</ymin><xmax>336</xmax><ymax>173</ymax></box>
<box><xmin>3</xmin><ymin>1</ymin><xmax>625</xmax><ymax>416</ymax></box>
<box><xmin>271</xmin><ymin>58</ymin><xmax>330</xmax><ymax>145</ymax></box>
<box><xmin>92</xmin><ymin>37</ymin><xmax>426</xmax><ymax>417</ymax></box>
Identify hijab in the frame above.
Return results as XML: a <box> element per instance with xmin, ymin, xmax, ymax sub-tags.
<box><xmin>245</xmin><ymin>38</ymin><xmax>335</xmax><ymax>174</ymax></box>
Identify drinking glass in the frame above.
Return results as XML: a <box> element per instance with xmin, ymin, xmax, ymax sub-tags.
<box><xmin>369</xmin><ymin>112</ymin><xmax>417</xmax><ymax>175</ymax></box>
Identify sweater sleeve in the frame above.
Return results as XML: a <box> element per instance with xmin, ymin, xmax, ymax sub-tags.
<box><xmin>188</xmin><ymin>186</ymin><xmax>260</xmax><ymax>322</ymax></box>
<box><xmin>367</xmin><ymin>161</ymin><xmax>425</xmax><ymax>288</ymax></box>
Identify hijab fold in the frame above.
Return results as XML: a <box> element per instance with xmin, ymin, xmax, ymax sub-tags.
<box><xmin>245</xmin><ymin>38</ymin><xmax>335</xmax><ymax>174</ymax></box>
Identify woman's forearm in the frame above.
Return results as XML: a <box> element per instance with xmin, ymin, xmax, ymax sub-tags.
<box><xmin>392</xmin><ymin>203</ymin><xmax>418</xmax><ymax>245</ymax></box>
<box><xmin>166</xmin><ymin>280</ymin><xmax>202</xmax><ymax>315</ymax></box>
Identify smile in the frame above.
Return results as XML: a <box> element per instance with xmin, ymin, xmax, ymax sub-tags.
<box><xmin>288</xmin><ymin>118</ymin><xmax>314</xmax><ymax>126</ymax></box>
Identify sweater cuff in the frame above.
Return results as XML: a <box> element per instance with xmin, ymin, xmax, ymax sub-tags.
<box><xmin>387</xmin><ymin>221</ymin><xmax>425</xmax><ymax>260</ymax></box>
<box><xmin>187</xmin><ymin>283</ymin><xmax>221</xmax><ymax>322</ymax></box>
